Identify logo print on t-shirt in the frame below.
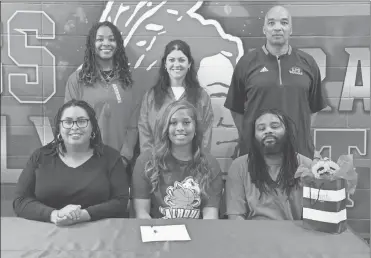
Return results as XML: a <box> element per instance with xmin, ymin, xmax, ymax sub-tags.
<box><xmin>159</xmin><ymin>176</ymin><xmax>201</xmax><ymax>219</ymax></box>
<box><xmin>289</xmin><ymin>67</ymin><xmax>303</xmax><ymax>75</ymax></box>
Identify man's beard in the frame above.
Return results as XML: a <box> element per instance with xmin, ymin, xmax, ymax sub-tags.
<box><xmin>257</xmin><ymin>135</ymin><xmax>285</xmax><ymax>155</ymax></box>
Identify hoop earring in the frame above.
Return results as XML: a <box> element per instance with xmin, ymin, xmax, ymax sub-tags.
<box><xmin>91</xmin><ymin>132</ymin><xmax>96</xmax><ymax>139</ymax></box>
<box><xmin>57</xmin><ymin>134</ymin><xmax>63</xmax><ymax>142</ymax></box>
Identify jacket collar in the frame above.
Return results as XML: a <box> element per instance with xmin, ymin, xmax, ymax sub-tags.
<box><xmin>262</xmin><ymin>44</ymin><xmax>292</xmax><ymax>56</ymax></box>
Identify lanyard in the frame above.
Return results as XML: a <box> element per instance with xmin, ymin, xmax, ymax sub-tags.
<box><xmin>111</xmin><ymin>83</ymin><xmax>122</xmax><ymax>103</ymax></box>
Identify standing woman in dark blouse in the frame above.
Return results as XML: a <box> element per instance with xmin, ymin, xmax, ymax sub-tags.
<box><xmin>13</xmin><ymin>99</ymin><xmax>130</xmax><ymax>226</ymax></box>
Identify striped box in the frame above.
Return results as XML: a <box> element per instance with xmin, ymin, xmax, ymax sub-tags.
<box><xmin>302</xmin><ymin>178</ymin><xmax>348</xmax><ymax>234</ymax></box>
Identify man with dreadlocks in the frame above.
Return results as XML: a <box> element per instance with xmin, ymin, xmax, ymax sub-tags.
<box><xmin>225</xmin><ymin>109</ymin><xmax>312</xmax><ymax>220</ymax></box>
<box><xmin>65</xmin><ymin>21</ymin><xmax>140</xmax><ymax>169</ymax></box>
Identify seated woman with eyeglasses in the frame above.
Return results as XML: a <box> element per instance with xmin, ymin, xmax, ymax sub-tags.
<box><xmin>13</xmin><ymin>99</ymin><xmax>130</xmax><ymax>226</ymax></box>
<box><xmin>132</xmin><ymin>100</ymin><xmax>223</xmax><ymax>219</ymax></box>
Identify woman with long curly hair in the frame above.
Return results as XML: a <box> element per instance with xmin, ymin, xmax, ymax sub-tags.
<box><xmin>65</xmin><ymin>21</ymin><xmax>140</xmax><ymax>168</ymax></box>
<box><xmin>13</xmin><ymin>100</ymin><xmax>130</xmax><ymax>225</ymax></box>
<box><xmin>138</xmin><ymin>39</ymin><xmax>214</xmax><ymax>153</ymax></box>
<box><xmin>132</xmin><ymin>101</ymin><xmax>223</xmax><ymax>219</ymax></box>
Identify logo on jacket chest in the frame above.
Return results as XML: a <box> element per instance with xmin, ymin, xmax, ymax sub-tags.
<box><xmin>289</xmin><ymin>67</ymin><xmax>303</xmax><ymax>75</ymax></box>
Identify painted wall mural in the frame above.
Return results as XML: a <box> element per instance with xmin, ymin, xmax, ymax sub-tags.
<box><xmin>0</xmin><ymin>1</ymin><xmax>370</xmax><ymax>236</ymax></box>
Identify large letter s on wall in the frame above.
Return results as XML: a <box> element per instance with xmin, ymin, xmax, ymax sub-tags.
<box><xmin>7</xmin><ymin>10</ymin><xmax>56</xmax><ymax>104</ymax></box>
<box><xmin>0</xmin><ymin>63</ymin><xmax>3</xmax><ymax>95</ymax></box>
<box><xmin>1</xmin><ymin>21</ymin><xmax>3</xmax><ymax>95</ymax></box>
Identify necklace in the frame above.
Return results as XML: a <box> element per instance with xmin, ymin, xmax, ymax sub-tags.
<box><xmin>100</xmin><ymin>70</ymin><xmax>114</xmax><ymax>83</ymax></box>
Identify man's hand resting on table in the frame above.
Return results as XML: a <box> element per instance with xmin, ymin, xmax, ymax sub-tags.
<box><xmin>50</xmin><ymin>204</ymin><xmax>91</xmax><ymax>226</ymax></box>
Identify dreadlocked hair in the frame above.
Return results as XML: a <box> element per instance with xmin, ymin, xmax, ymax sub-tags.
<box><xmin>152</xmin><ymin>39</ymin><xmax>201</xmax><ymax>110</ymax></box>
<box><xmin>247</xmin><ymin>108</ymin><xmax>300</xmax><ymax>199</ymax></box>
<box><xmin>144</xmin><ymin>100</ymin><xmax>212</xmax><ymax>199</ymax></box>
<box><xmin>44</xmin><ymin>99</ymin><xmax>104</xmax><ymax>157</ymax></box>
<box><xmin>78</xmin><ymin>21</ymin><xmax>133</xmax><ymax>89</ymax></box>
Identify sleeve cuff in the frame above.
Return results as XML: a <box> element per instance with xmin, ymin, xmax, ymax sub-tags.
<box><xmin>311</xmin><ymin>102</ymin><xmax>328</xmax><ymax>114</ymax></box>
<box><xmin>42</xmin><ymin>207</ymin><xmax>56</xmax><ymax>222</ymax></box>
<box><xmin>223</xmin><ymin>103</ymin><xmax>244</xmax><ymax>114</ymax></box>
<box><xmin>85</xmin><ymin>207</ymin><xmax>99</xmax><ymax>221</ymax></box>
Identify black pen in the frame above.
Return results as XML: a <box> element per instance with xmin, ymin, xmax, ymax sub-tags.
<box><xmin>151</xmin><ymin>226</ymin><xmax>157</xmax><ymax>234</ymax></box>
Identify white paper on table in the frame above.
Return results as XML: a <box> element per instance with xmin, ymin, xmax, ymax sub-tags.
<box><xmin>140</xmin><ymin>225</ymin><xmax>191</xmax><ymax>242</ymax></box>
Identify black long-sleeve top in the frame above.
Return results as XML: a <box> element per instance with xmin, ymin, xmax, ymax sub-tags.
<box><xmin>13</xmin><ymin>144</ymin><xmax>130</xmax><ymax>222</ymax></box>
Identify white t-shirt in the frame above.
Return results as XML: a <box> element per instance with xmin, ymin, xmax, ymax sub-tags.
<box><xmin>171</xmin><ymin>87</ymin><xmax>185</xmax><ymax>100</ymax></box>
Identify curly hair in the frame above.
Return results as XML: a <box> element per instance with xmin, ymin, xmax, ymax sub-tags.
<box><xmin>247</xmin><ymin>108</ymin><xmax>300</xmax><ymax>199</ymax></box>
<box><xmin>145</xmin><ymin>100</ymin><xmax>212</xmax><ymax>198</ymax></box>
<box><xmin>78</xmin><ymin>21</ymin><xmax>133</xmax><ymax>89</ymax></box>
<box><xmin>152</xmin><ymin>39</ymin><xmax>202</xmax><ymax>110</ymax></box>
<box><xmin>45</xmin><ymin>99</ymin><xmax>103</xmax><ymax>157</ymax></box>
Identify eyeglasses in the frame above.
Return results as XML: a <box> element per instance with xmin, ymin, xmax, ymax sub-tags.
<box><xmin>60</xmin><ymin>119</ymin><xmax>90</xmax><ymax>129</ymax></box>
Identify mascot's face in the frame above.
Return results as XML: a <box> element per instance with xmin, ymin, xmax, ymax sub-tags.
<box><xmin>311</xmin><ymin>157</ymin><xmax>340</xmax><ymax>178</ymax></box>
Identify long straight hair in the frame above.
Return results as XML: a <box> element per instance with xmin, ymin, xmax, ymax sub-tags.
<box><xmin>145</xmin><ymin>100</ymin><xmax>212</xmax><ymax>198</ymax></box>
<box><xmin>152</xmin><ymin>40</ymin><xmax>201</xmax><ymax>110</ymax></box>
<box><xmin>247</xmin><ymin>109</ymin><xmax>299</xmax><ymax>198</ymax></box>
